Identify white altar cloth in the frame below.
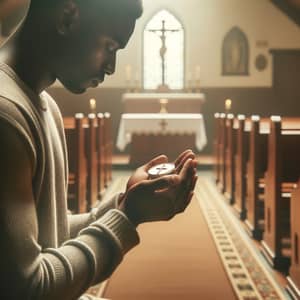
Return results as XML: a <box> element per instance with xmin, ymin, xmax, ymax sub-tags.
<box><xmin>116</xmin><ymin>113</ymin><xmax>207</xmax><ymax>151</ymax></box>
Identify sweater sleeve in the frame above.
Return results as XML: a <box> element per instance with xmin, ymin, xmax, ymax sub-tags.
<box><xmin>68</xmin><ymin>194</ymin><xmax>120</xmax><ymax>238</ymax></box>
<box><xmin>0</xmin><ymin>109</ymin><xmax>140</xmax><ymax>300</ymax></box>
<box><xmin>0</xmin><ymin>182</ymin><xmax>139</xmax><ymax>300</ymax></box>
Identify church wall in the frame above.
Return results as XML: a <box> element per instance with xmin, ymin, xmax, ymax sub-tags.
<box><xmin>100</xmin><ymin>0</ymin><xmax>300</xmax><ymax>89</ymax></box>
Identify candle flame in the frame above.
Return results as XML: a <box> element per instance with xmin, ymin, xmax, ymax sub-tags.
<box><xmin>225</xmin><ymin>99</ymin><xmax>232</xmax><ymax>111</ymax></box>
<box><xmin>90</xmin><ymin>98</ymin><xmax>96</xmax><ymax>112</ymax></box>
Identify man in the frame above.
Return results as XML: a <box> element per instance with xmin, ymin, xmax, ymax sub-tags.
<box><xmin>0</xmin><ymin>1</ymin><xmax>197</xmax><ymax>299</ymax></box>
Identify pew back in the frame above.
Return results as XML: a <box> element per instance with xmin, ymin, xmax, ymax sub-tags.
<box><xmin>63</xmin><ymin>114</ymin><xmax>87</xmax><ymax>213</ymax></box>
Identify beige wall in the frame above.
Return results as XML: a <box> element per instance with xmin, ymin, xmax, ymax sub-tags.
<box><xmin>102</xmin><ymin>0</ymin><xmax>300</xmax><ymax>88</ymax></box>
<box><xmin>1</xmin><ymin>0</ymin><xmax>300</xmax><ymax>88</ymax></box>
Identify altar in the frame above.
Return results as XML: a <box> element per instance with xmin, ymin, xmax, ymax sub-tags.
<box><xmin>122</xmin><ymin>93</ymin><xmax>205</xmax><ymax>113</ymax></box>
<box><xmin>116</xmin><ymin>113</ymin><xmax>207</xmax><ymax>166</ymax></box>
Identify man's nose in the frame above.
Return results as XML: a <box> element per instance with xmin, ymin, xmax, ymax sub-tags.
<box><xmin>105</xmin><ymin>65</ymin><xmax>115</xmax><ymax>75</ymax></box>
<box><xmin>104</xmin><ymin>57</ymin><xmax>116</xmax><ymax>75</ymax></box>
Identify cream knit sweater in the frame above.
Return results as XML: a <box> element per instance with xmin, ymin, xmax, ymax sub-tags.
<box><xmin>0</xmin><ymin>63</ymin><xmax>139</xmax><ymax>300</ymax></box>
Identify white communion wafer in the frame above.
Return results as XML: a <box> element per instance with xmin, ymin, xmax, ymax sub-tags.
<box><xmin>148</xmin><ymin>163</ymin><xmax>176</xmax><ymax>179</ymax></box>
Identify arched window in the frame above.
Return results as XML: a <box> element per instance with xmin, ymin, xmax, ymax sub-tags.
<box><xmin>143</xmin><ymin>10</ymin><xmax>184</xmax><ymax>90</ymax></box>
<box><xmin>222</xmin><ymin>27</ymin><xmax>249</xmax><ymax>75</ymax></box>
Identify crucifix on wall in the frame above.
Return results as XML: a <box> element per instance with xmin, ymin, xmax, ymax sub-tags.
<box><xmin>148</xmin><ymin>20</ymin><xmax>180</xmax><ymax>91</ymax></box>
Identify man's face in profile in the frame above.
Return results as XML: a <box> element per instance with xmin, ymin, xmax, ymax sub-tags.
<box><xmin>54</xmin><ymin>5</ymin><xmax>137</xmax><ymax>94</ymax></box>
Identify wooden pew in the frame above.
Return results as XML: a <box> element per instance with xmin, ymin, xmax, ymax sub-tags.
<box><xmin>287</xmin><ymin>178</ymin><xmax>300</xmax><ymax>299</ymax></box>
<box><xmin>233</xmin><ymin>115</ymin><xmax>250</xmax><ymax>220</ymax></box>
<box><xmin>245</xmin><ymin>116</ymin><xmax>300</xmax><ymax>240</ymax></box>
<box><xmin>63</xmin><ymin>114</ymin><xmax>87</xmax><ymax>213</ymax></box>
<box><xmin>214</xmin><ymin>113</ymin><xmax>221</xmax><ymax>184</ymax></box>
<box><xmin>103</xmin><ymin>112</ymin><xmax>113</xmax><ymax>188</ymax></box>
<box><xmin>261</xmin><ymin>116</ymin><xmax>300</xmax><ymax>272</ymax></box>
<box><xmin>224</xmin><ymin>114</ymin><xmax>236</xmax><ymax>204</ymax></box>
<box><xmin>97</xmin><ymin>113</ymin><xmax>106</xmax><ymax>199</ymax></box>
<box><xmin>244</xmin><ymin>116</ymin><xmax>269</xmax><ymax>240</ymax></box>
<box><xmin>217</xmin><ymin>113</ymin><xmax>227</xmax><ymax>193</ymax></box>
<box><xmin>85</xmin><ymin>114</ymin><xmax>99</xmax><ymax>210</ymax></box>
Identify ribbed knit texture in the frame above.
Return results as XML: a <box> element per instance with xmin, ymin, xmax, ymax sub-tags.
<box><xmin>0</xmin><ymin>63</ymin><xmax>139</xmax><ymax>300</ymax></box>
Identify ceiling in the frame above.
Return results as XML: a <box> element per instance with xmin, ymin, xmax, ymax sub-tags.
<box><xmin>271</xmin><ymin>0</ymin><xmax>300</xmax><ymax>26</ymax></box>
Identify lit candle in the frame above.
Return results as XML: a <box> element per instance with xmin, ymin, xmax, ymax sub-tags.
<box><xmin>225</xmin><ymin>99</ymin><xmax>232</xmax><ymax>112</ymax></box>
<box><xmin>89</xmin><ymin>98</ymin><xmax>96</xmax><ymax>113</ymax></box>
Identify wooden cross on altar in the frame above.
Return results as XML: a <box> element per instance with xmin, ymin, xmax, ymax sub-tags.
<box><xmin>148</xmin><ymin>20</ymin><xmax>180</xmax><ymax>90</ymax></box>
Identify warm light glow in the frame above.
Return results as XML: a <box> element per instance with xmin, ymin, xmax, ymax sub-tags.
<box><xmin>89</xmin><ymin>98</ymin><xmax>96</xmax><ymax>112</ymax></box>
<box><xmin>144</xmin><ymin>10</ymin><xmax>184</xmax><ymax>90</ymax></box>
<box><xmin>125</xmin><ymin>64</ymin><xmax>132</xmax><ymax>81</ymax></box>
<box><xmin>195</xmin><ymin>65</ymin><xmax>201</xmax><ymax>81</ymax></box>
<box><xmin>225</xmin><ymin>99</ymin><xmax>232</xmax><ymax>111</ymax></box>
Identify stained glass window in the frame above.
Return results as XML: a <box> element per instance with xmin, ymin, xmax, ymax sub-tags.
<box><xmin>143</xmin><ymin>10</ymin><xmax>184</xmax><ymax>90</ymax></box>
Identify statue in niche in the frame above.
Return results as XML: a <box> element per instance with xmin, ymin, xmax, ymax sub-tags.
<box><xmin>222</xmin><ymin>26</ymin><xmax>249</xmax><ymax>75</ymax></box>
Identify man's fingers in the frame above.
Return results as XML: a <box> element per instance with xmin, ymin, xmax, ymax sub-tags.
<box><xmin>174</xmin><ymin>149</ymin><xmax>193</xmax><ymax>166</ymax></box>
<box><xmin>144</xmin><ymin>154</ymin><xmax>168</xmax><ymax>171</ymax></box>
<box><xmin>191</xmin><ymin>175</ymin><xmax>198</xmax><ymax>190</ymax></box>
<box><xmin>175</xmin><ymin>152</ymin><xmax>195</xmax><ymax>173</ymax></box>
<box><xmin>178</xmin><ymin>158</ymin><xmax>193</xmax><ymax>180</ymax></box>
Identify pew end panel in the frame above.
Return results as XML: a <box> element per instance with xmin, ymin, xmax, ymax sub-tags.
<box><xmin>217</xmin><ymin>114</ymin><xmax>227</xmax><ymax>193</ymax></box>
<box><xmin>245</xmin><ymin>117</ymin><xmax>268</xmax><ymax>240</ymax></box>
<box><xmin>214</xmin><ymin>113</ymin><xmax>221</xmax><ymax>184</ymax></box>
<box><xmin>104</xmin><ymin>112</ymin><xmax>113</xmax><ymax>188</ymax></box>
<box><xmin>85</xmin><ymin>114</ymin><xmax>99</xmax><ymax>210</ymax></box>
<box><xmin>224</xmin><ymin>114</ymin><xmax>237</xmax><ymax>204</ymax></box>
<box><xmin>262</xmin><ymin>118</ymin><xmax>300</xmax><ymax>272</ymax></box>
<box><xmin>233</xmin><ymin>115</ymin><xmax>249</xmax><ymax>220</ymax></box>
<box><xmin>97</xmin><ymin>113</ymin><xmax>106</xmax><ymax>199</ymax></box>
<box><xmin>64</xmin><ymin>114</ymin><xmax>87</xmax><ymax>214</ymax></box>
<box><xmin>286</xmin><ymin>180</ymin><xmax>300</xmax><ymax>299</ymax></box>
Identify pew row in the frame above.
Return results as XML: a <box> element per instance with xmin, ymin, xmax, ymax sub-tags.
<box><xmin>233</xmin><ymin>115</ymin><xmax>250</xmax><ymax>220</ymax></box>
<box><xmin>244</xmin><ymin>116</ymin><xmax>269</xmax><ymax>240</ymax></box>
<box><xmin>261</xmin><ymin>116</ymin><xmax>300</xmax><ymax>272</ymax></box>
<box><xmin>287</xmin><ymin>177</ymin><xmax>300</xmax><ymax>300</ymax></box>
<box><xmin>214</xmin><ymin>113</ymin><xmax>226</xmax><ymax>192</ymax></box>
<box><xmin>63</xmin><ymin>114</ymin><xmax>87</xmax><ymax>213</ymax></box>
<box><xmin>63</xmin><ymin>113</ymin><xmax>112</xmax><ymax>214</ymax></box>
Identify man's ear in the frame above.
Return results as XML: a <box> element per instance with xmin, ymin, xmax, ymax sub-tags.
<box><xmin>56</xmin><ymin>0</ymin><xmax>80</xmax><ymax>36</ymax></box>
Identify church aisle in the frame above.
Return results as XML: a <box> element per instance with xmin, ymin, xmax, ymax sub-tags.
<box><xmin>104</xmin><ymin>173</ymin><xmax>237</xmax><ymax>300</ymax></box>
